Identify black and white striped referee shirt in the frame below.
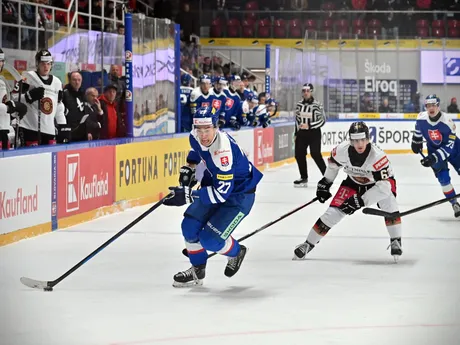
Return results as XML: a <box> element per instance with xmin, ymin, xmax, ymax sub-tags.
<box><xmin>295</xmin><ymin>97</ymin><xmax>326</xmax><ymax>131</ymax></box>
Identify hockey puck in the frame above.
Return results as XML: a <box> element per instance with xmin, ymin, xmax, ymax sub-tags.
<box><xmin>182</xmin><ymin>248</ymin><xmax>189</xmax><ymax>257</ymax></box>
<box><xmin>44</xmin><ymin>286</ymin><xmax>53</xmax><ymax>292</ymax></box>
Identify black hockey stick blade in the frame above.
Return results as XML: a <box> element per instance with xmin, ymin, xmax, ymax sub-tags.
<box><xmin>182</xmin><ymin>197</ymin><xmax>319</xmax><ymax>258</ymax></box>
<box><xmin>363</xmin><ymin>193</ymin><xmax>460</xmax><ymax>219</ymax></box>
<box><xmin>20</xmin><ymin>194</ymin><xmax>172</xmax><ymax>291</ymax></box>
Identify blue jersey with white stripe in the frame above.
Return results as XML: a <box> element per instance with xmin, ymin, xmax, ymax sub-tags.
<box><xmin>414</xmin><ymin>111</ymin><xmax>460</xmax><ymax>162</ymax></box>
<box><xmin>187</xmin><ymin>131</ymin><xmax>263</xmax><ymax>205</ymax></box>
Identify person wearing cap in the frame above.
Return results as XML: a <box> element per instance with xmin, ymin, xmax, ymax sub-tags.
<box><xmin>98</xmin><ymin>83</ymin><xmax>125</xmax><ymax>139</ymax></box>
<box><xmin>293</xmin><ymin>83</ymin><xmax>326</xmax><ymax>187</ymax></box>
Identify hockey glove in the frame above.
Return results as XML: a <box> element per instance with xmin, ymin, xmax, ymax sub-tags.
<box><xmin>163</xmin><ymin>186</ymin><xmax>194</xmax><ymax>207</ymax></box>
<box><xmin>316</xmin><ymin>177</ymin><xmax>333</xmax><ymax>203</ymax></box>
<box><xmin>179</xmin><ymin>165</ymin><xmax>197</xmax><ymax>188</ymax></box>
<box><xmin>25</xmin><ymin>87</ymin><xmax>45</xmax><ymax>104</ymax></box>
<box><xmin>411</xmin><ymin>136</ymin><xmax>423</xmax><ymax>154</ymax></box>
<box><xmin>218</xmin><ymin>116</ymin><xmax>226</xmax><ymax>129</ymax></box>
<box><xmin>5</xmin><ymin>100</ymin><xmax>27</xmax><ymax>119</ymax></box>
<box><xmin>420</xmin><ymin>154</ymin><xmax>438</xmax><ymax>167</ymax></box>
<box><xmin>57</xmin><ymin>126</ymin><xmax>72</xmax><ymax>143</ymax></box>
<box><xmin>339</xmin><ymin>194</ymin><xmax>365</xmax><ymax>215</ymax></box>
<box><xmin>229</xmin><ymin>116</ymin><xmax>241</xmax><ymax>130</ymax></box>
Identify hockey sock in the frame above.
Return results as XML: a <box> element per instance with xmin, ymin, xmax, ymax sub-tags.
<box><xmin>307</xmin><ymin>218</ymin><xmax>331</xmax><ymax>244</ymax></box>
<box><xmin>385</xmin><ymin>217</ymin><xmax>402</xmax><ymax>239</ymax></box>
<box><xmin>217</xmin><ymin>237</ymin><xmax>241</xmax><ymax>257</ymax></box>
<box><xmin>442</xmin><ymin>184</ymin><xmax>457</xmax><ymax>205</ymax></box>
<box><xmin>185</xmin><ymin>241</ymin><xmax>208</xmax><ymax>266</ymax></box>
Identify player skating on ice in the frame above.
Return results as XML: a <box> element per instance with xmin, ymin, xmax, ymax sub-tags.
<box><xmin>163</xmin><ymin>106</ymin><xmax>263</xmax><ymax>287</ymax></box>
<box><xmin>411</xmin><ymin>94</ymin><xmax>460</xmax><ymax>218</ymax></box>
<box><xmin>293</xmin><ymin>122</ymin><xmax>403</xmax><ymax>261</ymax></box>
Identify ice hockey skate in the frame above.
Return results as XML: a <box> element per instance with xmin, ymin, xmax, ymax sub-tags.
<box><xmin>293</xmin><ymin>241</ymin><xmax>315</xmax><ymax>260</ymax></box>
<box><xmin>224</xmin><ymin>245</ymin><xmax>248</xmax><ymax>277</ymax></box>
<box><xmin>293</xmin><ymin>178</ymin><xmax>308</xmax><ymax>188</ymax></box>
<box><xmin>388</xmin><ymin>238</ymin><xmax>403</xmax><ymax>263</ymax></box>
<box><xmin>173</xmin><ymin>264</ymin><xmax>206</xmax><ymax>288</ymax></box>
<box><xmin>452</xmin><ymin>202</ymin><xmax>460</xmax><ymax>218</ymax></box>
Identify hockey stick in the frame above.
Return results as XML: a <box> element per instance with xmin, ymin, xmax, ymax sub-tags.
<box><xmin>20</xmin><ymin>194</ymin><xmax>172</xmax><ymax>291</ymax></box>
<box><xmin>362</xmin><ymin>193</ymin><xmax>460</xmax><ymax>219</ymax></box>
<box><xmin>182</xmin><ymin>197</ymin><xmax>319</xmax><ymax>258</ymax></box>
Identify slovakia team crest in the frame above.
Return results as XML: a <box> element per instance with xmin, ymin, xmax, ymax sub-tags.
<box><xmin>428</xmin><ymin>129</ymin><xmax>443</xmax><ymax>145</ymax></box>
<box><xmin>220</xmin><ymin>156</ymin><xmax>229</xmax><ymax>167</ymax></box>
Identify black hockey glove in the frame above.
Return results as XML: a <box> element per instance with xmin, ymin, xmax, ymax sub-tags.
<box><xmin>179</xmin><ymin>165</ymin><xmax>197</xmax><ymax>188</ymax></box>
<box><xmin>316</xmin><ymin>177</ymin><xmax>333</xmax><ymax>203</ymax></box>
<box><xmin>5</xmin><ymin>100</ymin><xmax>27</xmax><ymax>119</ymax></box>
<box><xmin>163</xmin><ymin>186</ymin><xmax>194</xmax><ymax>207</ymax></box>
<box><xmin>25</xmin><ymin>87</ymin><xmax>45</xmax><ymax>104</ymax></box>
<box><xmin>218</xmin><ymin>116</ymin><xmax>226</xmax><ymax>129</ymax></box>
<box><xmin>57</xmin><ymin>126</ymin><xmax>71</xmax><ymax>143</ymax></box>
<box><xmin>420</xmin><ymin>154</ymin><xmax>438</xmax><ymax>167</ymax></box>
<box><xmin>339</xmin><ymin>194</ymin><xmax>365</xmax><ymax>215</ymax></box>
<box><xmin>411</xmin><ymin>135</ymin><xmax>423</xmax><ymax>154</ymax></box>
<box><xmin>229</xmin><ymin>116</ymin><xmax>241</xmax><ymax>130</ymax></box>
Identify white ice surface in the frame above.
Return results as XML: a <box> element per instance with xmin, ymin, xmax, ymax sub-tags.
<box><xmin>1</xmin><ymin>154</ymin><xmax>460</xmax><ymax>345</ymax></box>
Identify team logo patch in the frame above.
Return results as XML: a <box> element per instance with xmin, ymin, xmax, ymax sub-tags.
<box><xmin>201</xmin><ymin>102</ymin><xmax>210</xmax><ymax>108</ymax></box>
<box><xmin>2</xmin><ymin>94</ymin><xmax>7</xmax><ymax>104</ymax></box>
<box><xmin>40</xmin><ymin>97</ymin><xmax>53</xmax><ymax>115</ymax></box>
<box><xmin>373</xmin><ymin>156</ymin><xmax>389</xmax><ymax>170</ymax></box>
<box><xmin>220</xmin><ymin>156</ymin><xmax>229</xmax><ymax>167</ymax></box>
<box><xmin>212</xmin><ymin>99</ymin><xmax>222</xmax><ymax>109</ymax></box>
<box><xmin>225</xmin><ymin>98</ymin><xmax>234</xmax><ymax>110</ymax></box>
<box><xmin>428</xmin><ymin>129</ymin><xmax>443</xmax><ymax>144</ymax></box>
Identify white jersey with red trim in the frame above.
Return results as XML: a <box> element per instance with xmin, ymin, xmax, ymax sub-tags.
<box><xmin>326</xmin><ymin>141</ymin><xmax>393</xmax><ymax>186</ymax></box>
<box><xmin>18</xmin><ymin>71</ymin><xmax>66</xmax><ymax>135</ymax></box>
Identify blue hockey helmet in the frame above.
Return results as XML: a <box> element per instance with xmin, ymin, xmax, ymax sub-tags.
<box><xmin>218</xmin><ymin>76</ymin><xmax>228</xmax><ymax>85</ymax></box>
<box><xmin>425</xmin><ymin>94</ymin><xmax>440</xmax><ymax>106</ymax></box>
<box><xmin>199</xmin><ymin>74</ymin><xmax>212</xmax><ymax>84</ymax></box>
<box><xmin>181</xmin><ymin>74</ymin><xmax>192</xmax><ymax>86</ymax></box>
<box><xmin>193</xmin><ymin>106</ymin><xmax>219</xmax><ymax>127</ymax></box>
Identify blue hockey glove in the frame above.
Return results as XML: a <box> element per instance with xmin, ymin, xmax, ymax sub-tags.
<box><xmin>339</xmin><ymin>194</ymin><xmax>364</xmax><ymax>215</ymax></box>
<box><xmin>420</xmin><ymin>154</ymin><xmax>438</xmax><ymax>167</ymax></box>
<box><xmin>316</xmin><ymin>177</ymin><xmax>333</xmax><ymax>203</ymax></box>
<box><xmin>179</xmin><ymin>166</ymin><xmax>197</xmax><ymax>188</ymax></box>
<box><xmin>163</xmin><ymin>186</ymin><xmax>194</xmax><ymax>207</ymax></box>
<box><xmin>411</xmin><ymin>136</ymin><xmax>423</xmax><ymax>154</ymax></box>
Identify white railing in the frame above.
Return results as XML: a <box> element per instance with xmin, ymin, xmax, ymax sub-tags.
<box><xmin>0</xmin><ymin>0</ymin><xmax>125</xmax><ymax>50</ymax></box>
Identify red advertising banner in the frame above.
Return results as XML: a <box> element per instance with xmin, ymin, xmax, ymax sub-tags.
<box><xmin>253</xmin><ymin>127</ymin><xmax>274</xmax><ymax>167</ymax></box>
<box><xmin>57</xmin><ymin>146</ymin><xmax>115</xmax><ymax>218</ymax></box>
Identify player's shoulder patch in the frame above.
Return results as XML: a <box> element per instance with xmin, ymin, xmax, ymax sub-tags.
<box><xmin>372</xmin><ymin>155</ymin><xmax>389</xmax><ymax>171</ymax></box>
<box><xmin>211</xmin><ymin>132</ymin><xmax>233</xmax><ymax>172</ymax></box>
<box><xmin>190</xmin><ymin>88</ymin><xmax>201</xmax><ymax>102</ymax></box>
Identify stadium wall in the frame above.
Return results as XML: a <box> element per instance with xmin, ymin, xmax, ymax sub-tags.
<box><xmin>1</xmin><ymin>117</ymin><xmax>458</xmax><ymax>246</ymax></box>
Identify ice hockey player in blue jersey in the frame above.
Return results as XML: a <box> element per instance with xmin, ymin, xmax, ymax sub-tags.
<box><xmin>189</xmin><ymin>75</ymin><xmax>223</xmax><ymax>117</ymax></box>
<box><xmin>180</xmin><ymin>74</ymin><xmax>194</xmax><ymax>132</ymax></box>
<box><xmin>211</xmin><ymin>76</ymin><xmax>227</xmax><ymax>128</ymax></box>
<box><xmin>164</xmin><ymin>106</ymin><xmax>263</xmax><ymax>287</ymax></box>
<box><xmin>222</xmin><ymin>77</ymin><xmax>245</xmax><ymax>130</ymax></box>
<box><xmin>411</xmin><ymin>94</ymin><xmax>460</xmax><ymax>217</ymax></box>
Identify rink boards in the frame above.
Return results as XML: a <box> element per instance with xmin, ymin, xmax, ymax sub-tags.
<box><xmin>0</xmin><ymin>118</ymin><xmax>458</xmax><ymax>246</ymax></box>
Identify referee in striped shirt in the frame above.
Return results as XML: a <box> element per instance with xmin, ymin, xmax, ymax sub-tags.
<box><xmin>293</xmin><ymin>83</ymin><xmax>326</xmax><ymax>187</ymax></box>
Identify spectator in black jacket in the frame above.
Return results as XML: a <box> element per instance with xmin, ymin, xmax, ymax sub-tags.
<box><xmin>62</xmin><ymin>71</ymin><xmax>99</xmax><ymax>141</ymax></box>
<box><xmin>379</xmin><ymin>98</ymin><xmax>394</xmax><ymax>113</ymax></box>
<box><xmin>447</xmin><ymin>97</ymin><xmax>459</xmax><ymax>113</ymax></box>
<box><xmin>84</xmin><ymin>87</ymin><xmax>103</xmax><ymax>140</ymax></box>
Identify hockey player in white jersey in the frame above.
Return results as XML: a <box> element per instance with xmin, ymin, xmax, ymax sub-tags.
<box><xmin>14</xmin><ymin>50</ymin><xmax>69</xmax><ymax>146</ymax></box>
<box><xmin>0</xmin><ymin>49</ymin><xmax>27</xmax><ymax>149</ymax></box>
<box><xmin>293</xmin><ymin>122</ymin><xmax>403</xmax><ymax>261</ymax></box>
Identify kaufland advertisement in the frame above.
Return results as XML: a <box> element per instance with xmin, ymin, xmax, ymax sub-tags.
<box><xmin>0</xmin><ymin>154</ymin><xmax>52</xmax><ymax>234</ymax></box>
